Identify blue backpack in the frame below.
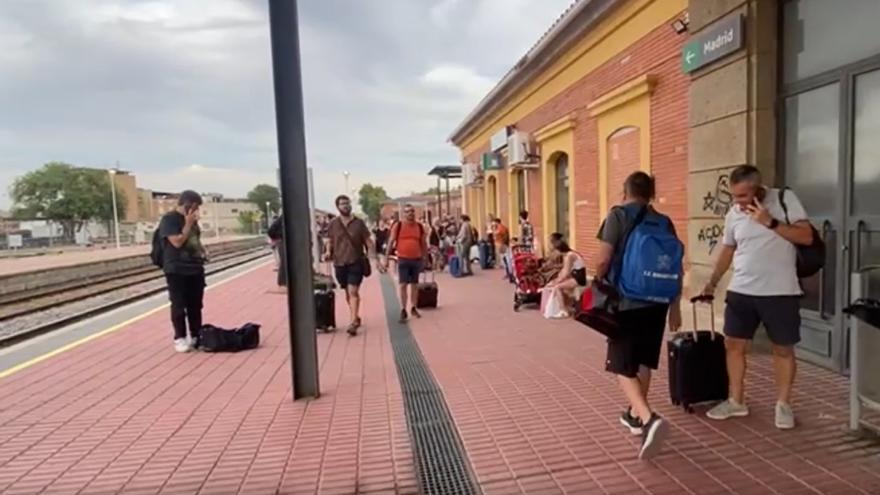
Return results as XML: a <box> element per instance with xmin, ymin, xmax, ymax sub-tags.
<box><xmin>613</xmin><ymin>205</ymin><xmax>683</xmax><ymax>304</ymax></box>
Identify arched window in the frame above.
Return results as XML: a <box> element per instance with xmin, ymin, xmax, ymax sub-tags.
<box><xmin>607</xmin><ymin>126</ymin><xmax>641</xmax><ymax>206</ymax></box>
<box><xmin>554</xmin><ymin>154</ymin><xmax>570</xmax><ymax>242</ymax></box>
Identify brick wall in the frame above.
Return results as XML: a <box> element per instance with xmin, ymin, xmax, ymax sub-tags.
<box><xmin>607</xmin><ymin>127</ymin><xmax>641</xmax><ymax>208</ymax></box>
<box><xmin>459</xmin><ymin>14</ymin><xmax>688</xmax><ymax>264</ymax></box>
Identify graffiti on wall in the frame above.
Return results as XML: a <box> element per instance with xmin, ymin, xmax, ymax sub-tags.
<box><xmin>697</xmin><ymin>223</ymin><xmax>724</xmax><ymax>255</ymax></box>
<box><xmin>702</xmin><ymin>173</ymin><xmax>732</xmax><ymax>217</ymax></box>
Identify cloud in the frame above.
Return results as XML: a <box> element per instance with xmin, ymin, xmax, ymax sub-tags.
<box><xmin>0</xmin><ymin>0</ymin><xmax>576</xmax><ymax>212</ymax></box>
<box><xmin>421</xmin><ymin>65</ymin><xmax>495</xmax><ymax>96</ymax></box>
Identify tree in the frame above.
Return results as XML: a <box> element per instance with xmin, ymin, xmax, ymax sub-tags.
<box><xmin>358</xmin><ymin>183</ymin><xmax>389</xmax><ymax>222</ymax></box>
<box><xmin>237</xmin><ymin>210</ymin><xmax>261</xmax><ymax>234</ymax></box>
<box><xmin>10</xmin><ymin>162</ymin><xmax>126</xmax><ymax>242</ymax></box>
<box><xmin>246</xmin><ymin>184</ymin><xmax>281</xmax><ymax>216</ymax></box>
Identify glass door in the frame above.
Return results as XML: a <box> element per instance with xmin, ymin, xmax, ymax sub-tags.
<box><xmin>782</xmin><ymin>83</ymin><xmax>841</xmax><ymax>367</ymax></box>
<box><xmin>849</xmin><ymin>68</ymin><xmax>880</xmax><ymax>400</ymax></box>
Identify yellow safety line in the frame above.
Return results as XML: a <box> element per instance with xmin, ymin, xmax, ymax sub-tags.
<box><xmin>0</xmin><ymin>259</ymin><xmax>271</xmax><ymax>380</ymax></box>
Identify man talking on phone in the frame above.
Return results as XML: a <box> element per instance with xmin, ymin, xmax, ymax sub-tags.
<box><xmin>159</xmin><ymin>190</ymin><xmax>208</xmax><ymax>353</ymax></box>
<box><xmin>702</xmin><ymin>165</ymin><xmax>814</xmax><ymax>430</ymax></box>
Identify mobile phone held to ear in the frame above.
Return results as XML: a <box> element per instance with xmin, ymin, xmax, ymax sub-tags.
<box><xmin>755</xmin><ymin>187</ymin><xmax>767</xmax><ymax>203</ymax></box>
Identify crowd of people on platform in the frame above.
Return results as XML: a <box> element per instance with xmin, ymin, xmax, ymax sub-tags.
<box><xmin>153</xmin><ymin>163</ymin><xmax>817</xmax><ymax>462</ymax></box>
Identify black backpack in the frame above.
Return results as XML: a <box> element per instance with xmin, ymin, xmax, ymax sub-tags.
<box><xmin>150</xmin><ymin>228</ymin><xmax>163</xmax><ymax>268</ymax></box>
<box><xmin>779</xmin><ymin>187</ymin><xmax>825</xmax><ymax>278</ymax></box>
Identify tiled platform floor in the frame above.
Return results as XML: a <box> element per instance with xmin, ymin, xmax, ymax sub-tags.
<box><xmin>3</xmin><ymin>260</ymin><xmax>880</xmax><ymax>494</ymax></box>
<box><xmin>0</xmin><ymin>264</ymin><xmax>416</xmax><ymax>495</ymax></box>
<box><xmin>408</xmin><ymin>268</ymin><xmax>880</xmax><ymax>495</ymax></box>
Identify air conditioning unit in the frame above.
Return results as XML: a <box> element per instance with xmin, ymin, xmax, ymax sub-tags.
<box><xmin>462</xmin><ymin>163</ymin><xmax>484</xmax><ymax>186</ymax></box>
<box><xmin>507</xmin><ymin>131</ymin><xmax>540</xmax><ymax>168</ymax></box>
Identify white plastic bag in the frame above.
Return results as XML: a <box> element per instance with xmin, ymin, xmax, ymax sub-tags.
<box><xmin>542</xmin><ymin>287</ymin><xmax>569</xmax><ymax>319</ymax></box>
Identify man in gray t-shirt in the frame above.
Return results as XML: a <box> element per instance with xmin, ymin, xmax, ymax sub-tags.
<box><xmin>702</xmin><ymin>165</ymin><xmax>816</xmax><ymax>430</ymax></box>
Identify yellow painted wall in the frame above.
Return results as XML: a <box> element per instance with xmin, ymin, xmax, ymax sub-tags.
<box><xmin>456</xmin><ymin>0</ymin><xmax>685</xmax><ymax>155</ymax></box>
<box><xmin>589</xmin><ymin>75</ymin><xmax>655</xmax><ymax>220</ymax></box>
<box><xmin>536</xmin><ymin>116</ymin><xmax>576</xmax><ymax>250</ymax></box>
<box><xmin>507</xmin><ymin>168</ymin><xmax>519</xmax><ymax>231</ymax></box>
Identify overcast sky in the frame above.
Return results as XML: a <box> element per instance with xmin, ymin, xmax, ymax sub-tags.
<box><xmin>0</xmin><ymin>0</ymin><xmax>575</xmax><ymax>211</ymax></box>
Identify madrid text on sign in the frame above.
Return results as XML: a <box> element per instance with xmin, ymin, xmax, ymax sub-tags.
<box><xmin>682</xmin><ymin>13</ymin><xmax>743</xmax><ymax>73</ymax></box>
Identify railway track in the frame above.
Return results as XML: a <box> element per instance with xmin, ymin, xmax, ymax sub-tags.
<box><xmin>0</xmin><ymin>248</ymin><xmax>271</xmax><ymax>347</ymax></box>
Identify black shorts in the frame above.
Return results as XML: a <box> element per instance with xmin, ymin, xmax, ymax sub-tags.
<box><xmin>724</xmin><ymin>291</ymin><xmax>801</xmax><ymax>346</ymax></box>
<box><xmin>335</xmin><ymin>262</ymin><xmax>364</xmax><ymax>288</ymax></box>
<box><xmin>397</xmin><ymin>258</ymin><xmax>423</xmax><ymax>284</ymax></box>
<box><xmin>605</xmin><ymin>304</ymin><xmax>669</xmax><ymax>378</ymax></box>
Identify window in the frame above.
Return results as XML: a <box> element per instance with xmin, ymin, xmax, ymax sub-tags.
<box><xmin>783</xmin><ymin>0</ymin><xmax>880</xmax><ymax>83</ymax></box>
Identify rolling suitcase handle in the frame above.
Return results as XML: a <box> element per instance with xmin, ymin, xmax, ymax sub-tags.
<box><xmin>688</xmin><ymin>294</ymin><xmax>717</xmax><ymax>340</ymax></box>
<box><xmin>421</xmin><ymin>268</ymin><xmax>436</xmax><ymax>284</ymax></box>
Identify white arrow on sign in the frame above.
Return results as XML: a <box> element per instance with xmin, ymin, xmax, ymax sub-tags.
<box><xmin>685</xmin><ymin>50</ymin><xmax>696</xmax><ymax>65</ymax></box>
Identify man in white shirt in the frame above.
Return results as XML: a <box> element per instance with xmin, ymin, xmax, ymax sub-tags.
<box><xmin>702</xmin><ymin>165</ymin><xmax>815</xmax><ymax>430</ymax></box>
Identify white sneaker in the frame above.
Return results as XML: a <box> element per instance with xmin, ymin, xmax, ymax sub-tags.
<box><xmin>174</xmin><ymin>338</ymin><xmax>191</xmax><ymax>353</ymax></box>
<box><xmin>775</xmin><ymin>402</ymin><xmax>795</xmax><ymax>430</ymax></box>
<box><xmin>187</xmin><ymin>336</ymin><xmax>199</xmax><ymax>351</ymax></box>
<box><xmin>706</xmin><ymin>399</ymin><xmax>749</xmax><ymax>420</ymax></box>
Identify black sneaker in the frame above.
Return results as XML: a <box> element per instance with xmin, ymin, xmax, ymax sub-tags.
<box><xmin>399</xmin><ymin>309</ymin><xmax>408</xmax><ymax>323</ymax></box>
<box><xmin>638</xmin><ymin>414</ymin><xmax>669</xmax><ymax>460</ymax></box>
<box><xmin>411</xmin><ymin>307</ymin><xmax>421</xmax><ymax>319</ymax></box>
<box><xmin>620</xmin><ymin>408</ymin><xmax>643</xmax><ymax>435</ymax></box>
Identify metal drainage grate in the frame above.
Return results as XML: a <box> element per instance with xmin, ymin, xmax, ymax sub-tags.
<box><xmin>379</xmin><ymin>275</ymin><xmax>479</xmax><ymax>495</ymax></box>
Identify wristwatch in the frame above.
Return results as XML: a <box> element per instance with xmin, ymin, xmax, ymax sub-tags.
<box><xmin>768</xmin><ymin>218</ymin><xmax>780</xmax><ymax>230</ymax></box>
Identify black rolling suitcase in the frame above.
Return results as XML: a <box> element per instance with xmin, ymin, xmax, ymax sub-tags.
<box><xmin>416</xmin><ymin>270</ymin><xmax>438</xmax><ymax>309</ymax></box>
<box><xmin>668</xmin><ymin>295</ymin><xmax>728</xmax><ymax>413</ymax></box>
<box><xmin>314</xmin><ymin>288</ymin><xmax>336</xmax><ymax>331</ymax></box>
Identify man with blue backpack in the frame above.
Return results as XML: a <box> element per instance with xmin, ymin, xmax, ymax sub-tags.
<box><xmin>593</xmin><ymin>171</ymin><xmax>683</xmax><ymax>460</ymax></box>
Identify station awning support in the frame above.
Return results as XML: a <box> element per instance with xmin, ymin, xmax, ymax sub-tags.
<box><xmin>268</xmin><ymin>0</ymin><xmax>320</xmax><ymax>400</ymax></box>
<box><xmin>428</xmin><ymin>165</ymin><xmax>462</xmax><ymax>219</ymax></box>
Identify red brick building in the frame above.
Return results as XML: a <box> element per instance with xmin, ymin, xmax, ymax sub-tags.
<box><xmin>450</xmin><ymin>0</ymin><xmax>688</xmax><ymax>262</ymax></box>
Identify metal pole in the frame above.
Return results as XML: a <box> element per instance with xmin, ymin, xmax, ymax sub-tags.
<box><xmin>436</xmin><ymin>176</ymin><xmax>442</xmax><ymax>219</ymax></box>
<box><xmin>109</xmin><ymin>169</ymin><xmax>121</xmax><ymax>249</ymax></box>
<box><xmin>214</xmin><ymin>197</ymin><xmax>221</xmax><ymax>240</ymax></box>
<box><xmin>850</xmin><ymin>272</ymin><xmax>863</xmax><ymax>431</ymax></box>
<box><xmin>268</xmin><ymin>0</ymin><xmax>319</xmax><ymax>400</ymax></box>
<box><xmin>265</xmin><ymin>201</ymin><xmax>272</xmax><ymax>231</ymax></box>
<box><xmin>445</xmin><ymin>177</ymin><xmax>451</xmax><ymax>216</ymax></box>
<box><xmin>308</xmin><ymin>167</ymin><xmax>319</xmax><ymax>271</ymax></box>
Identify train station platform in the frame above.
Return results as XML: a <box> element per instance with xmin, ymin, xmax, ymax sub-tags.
<box><xmin>1</xmin><ymin>262</ymin><xmax>879</xmax><ymax>494</ymax></box>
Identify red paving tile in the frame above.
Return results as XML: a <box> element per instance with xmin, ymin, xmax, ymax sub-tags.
<box><xmin>0</xmin><ymin>263</ymin><xmax>415</xmax><ymax>494</ymax></box>
<box><xmin>4</xmin><ymin>261</ymin><xmax>880</xmax><ymax>494</ymax></box>
<box><xmin>408</xmin><ymin>267</ymin><xmax>880</xmax><ymax>495</ymax></box>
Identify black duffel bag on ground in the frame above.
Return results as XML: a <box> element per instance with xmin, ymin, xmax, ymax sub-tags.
<box><xmin>199</xmin><ymin>323</ymin><xmax>261</xmax><ymax>352</ymax></box>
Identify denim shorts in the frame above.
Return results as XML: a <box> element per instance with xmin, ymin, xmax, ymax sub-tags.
<box><xmin>397</xmin><ymin>258</ymin><xmax>423</xmax><ymax>284</ymax></box>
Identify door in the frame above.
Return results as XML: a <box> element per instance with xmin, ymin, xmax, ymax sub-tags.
<box><xmin>554</xmin><ymin>155</ymin><xmax>570</xmax><ymax>242</ymax></box>
<box><xmin>850</xmin><ymin>68</ymin><xmax>880</xmax><ymax>400</ymax></box>
<box><xmin>782</xmin><ymin>83</ymin><xmax>841</xmax><ymax>368</ymax></box>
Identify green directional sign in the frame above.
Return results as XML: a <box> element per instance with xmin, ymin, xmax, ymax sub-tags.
<box><xmin>682</xmin><ymin>41</ymin><xmax>702</xmax><ymax>73</ymax></box>
<box><xmin>681</xmin><ymin>13</ymin><xmax>743</xmax><ymax>74</ymax></box>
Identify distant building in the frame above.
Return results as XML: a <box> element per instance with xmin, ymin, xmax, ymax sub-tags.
<box><xmin>380</xmin><ymin>195</ymin><xmax>432</xmax><ymax>222</ymax></box>
<box><xmin>81</xmin><ymin>167</ymin><xmax>139</xmax><ymax>223</ymax></box>
<box><xmin>426</xmin><ymin>190</ymin><xmax>462</xmax><ymax>220</ymax></box>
